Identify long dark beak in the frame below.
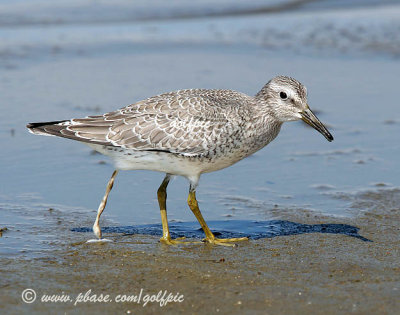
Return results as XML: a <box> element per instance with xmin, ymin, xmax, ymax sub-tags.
<box><xmin>300</xmin><ymin>107</ymin><xmax>334</xmax><ymax>142</ymax></box>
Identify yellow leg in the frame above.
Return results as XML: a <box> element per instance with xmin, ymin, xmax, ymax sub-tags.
<box><xmin>158</xmin><ymin>175</ymin><xmax>200</xmax><ymax>245</ymax></box>
<box><xmin>93</xmin><ymin>170</ymin><xmax>118</xmax><ymax>239</ymax></box>
<box><xmin>187</xmin><ymin>190</ymin><xmax>248</xmax><ymax>246</ymax></box>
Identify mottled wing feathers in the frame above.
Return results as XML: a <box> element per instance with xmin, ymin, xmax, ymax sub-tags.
<box><xmin>28</xmin><ymin>89</ymin><xmax>252</xmax><ymax>156</ymax></box>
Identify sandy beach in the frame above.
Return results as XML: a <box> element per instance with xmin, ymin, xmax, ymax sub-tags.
<box><xmin>2</xmin><ymin>187</ymin><xmax>400</xmax><ymax>314</ymax></box>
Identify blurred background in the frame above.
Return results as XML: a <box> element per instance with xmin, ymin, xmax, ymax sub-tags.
<box><xmin>1</xmin><ymin>0</ymin><xmax>400</xmax><ymax>255</ymax></box>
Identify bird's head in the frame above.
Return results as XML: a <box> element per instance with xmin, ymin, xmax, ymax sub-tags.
<box><xmin>256</xmin><ymin>76</ymin><xmax>333</xmax><ymax>142</ymax></box>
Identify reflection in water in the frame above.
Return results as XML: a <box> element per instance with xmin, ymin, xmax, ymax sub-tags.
<box><xmin>72</xmin><ymin>220</ymin><xmax>371</xmax><ymax>242</ymax></box>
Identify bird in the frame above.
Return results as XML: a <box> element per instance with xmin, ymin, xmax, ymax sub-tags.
<box><xmin>27</xmin><ymin>75</ymin><xmax>333</xmax><ymax>246</ymax></box>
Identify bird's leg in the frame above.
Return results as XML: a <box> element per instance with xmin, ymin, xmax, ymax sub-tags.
<box><xmin>92</xmin><ymin>170</ymin><xmax>118</xmax><ymax>239</ymax></box>
<box><xmin>158</xmin><ymin>175</ymin><xmax>200</xmax><ymax>245</ymax></box>
<box><xmin>187</xmin><ymin>188</ymin><xmax>248</xmax><ymax>246</ymax></box>
<box><xmin>158</xmin><ymin>175</ymin><xmax>174</xmax><ymax>244</ymax></box>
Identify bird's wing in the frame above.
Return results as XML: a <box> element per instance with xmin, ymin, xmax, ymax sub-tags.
<box><xmin>30</xmin><ymin>89</ymin><xmax>251</xmax><ymax>156</ymax></box>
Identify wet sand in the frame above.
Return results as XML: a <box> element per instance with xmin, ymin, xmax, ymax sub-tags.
<box><xmin>1</xmin><ymin>188</ymin><xmax>399</xmax><ymax>314</ymax></box>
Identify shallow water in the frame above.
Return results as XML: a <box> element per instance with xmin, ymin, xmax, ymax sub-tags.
<box><xmin>0</xmin><ymin>0</ymin><xmax>399</xmax><ymax>257</ymax></box>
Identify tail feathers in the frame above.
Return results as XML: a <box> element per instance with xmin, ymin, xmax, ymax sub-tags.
<box><xmin>27</xmin><ymin>120</ymin><xmax>69</xmax><ymax>137</ymax></box>
<box><xmin>27</xmin><ymin>120</ymin><xmax>111</xmax><ymax>146</ymax></box>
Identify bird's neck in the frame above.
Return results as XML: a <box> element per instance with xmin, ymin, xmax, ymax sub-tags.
<box><xmin>244</xmin><ymin>102</ymin><xmax>283</xmax><ymax>154</ymax></box>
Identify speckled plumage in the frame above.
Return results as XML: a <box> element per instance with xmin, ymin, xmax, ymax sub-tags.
<box><xmin>28</xmin><ymin>84</ymin><xmax>285</xmax><ymax>181</ymax></box>
<box><xmin>27</xmin><ymin>76</ymin><xmax>333</xmax><ymax>244</ymax></box>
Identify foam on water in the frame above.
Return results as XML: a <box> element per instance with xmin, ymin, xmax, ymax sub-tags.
<box><xmin>86</xmin><ymin>238</ymin><xmax>113</xmax><ymax>243</ymax></box>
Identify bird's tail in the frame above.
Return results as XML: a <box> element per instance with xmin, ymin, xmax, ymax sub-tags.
<box><xmin>27</xmin><ymin>119</ymin><xmax>111</xmax><ymax>146</ymax></box>
<box><xmin>26</xmin><ymin>120</ymin><xmax>70</xmax><ymax>137</ymax></box>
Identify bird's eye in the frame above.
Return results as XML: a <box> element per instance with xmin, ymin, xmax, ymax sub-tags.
<box><xmin>280</xmin><ymin>92</ymin><xmax>288</xmax><ymax>100</ymax></box>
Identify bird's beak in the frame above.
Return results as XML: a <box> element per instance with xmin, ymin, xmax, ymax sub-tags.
<box><xmin>300</xmin><ymin>107</ymin><xmax>334</xmax><ymax>142</ymax></box>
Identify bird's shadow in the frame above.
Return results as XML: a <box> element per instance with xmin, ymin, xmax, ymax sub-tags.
<box><xmin>71</xmin><ymin>220</ymin><xmax>371</xmax><ymax>242</ymax></box>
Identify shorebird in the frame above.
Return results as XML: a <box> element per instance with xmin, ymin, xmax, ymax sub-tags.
<box><xmin>27</xmin><ymin>76</ymin><xmax>333</xmax><ymax>246</ymax></box>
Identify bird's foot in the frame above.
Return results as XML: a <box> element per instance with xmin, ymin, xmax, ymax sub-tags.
<box><xmin>159</xmin><ymin>236</ymin><xmax>202</xmax><ymax>245</ymax></box>
<box><xmin>203</xmin><ymin>236</ymin><xmax>249</xmax><ymax>247</ymax></box>
<box><xmin>86</xmin><ymin>222</ymin><xmax>113</xmax><ymax>242</ymax></box>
